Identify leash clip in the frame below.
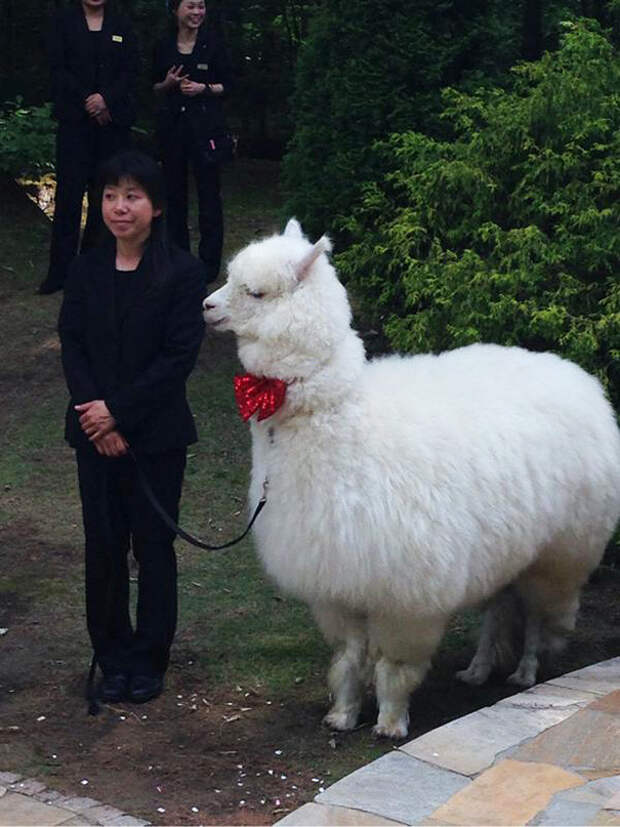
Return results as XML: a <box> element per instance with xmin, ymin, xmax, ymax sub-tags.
<box><xmin>260</xmin><ymin>477</ymin><xmax>269</xmax><ymax>503</ymax></box>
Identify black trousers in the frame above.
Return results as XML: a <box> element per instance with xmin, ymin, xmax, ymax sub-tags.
<box><xmin>160</xmin><ymin>115</ymin><xmax>223</xmax><ymax>283</ymax></box>
<box><xmin>76</xmin><ymin>448</ymin><xmax>186</xmax><ymax>677</ymax></box>
<box><xmin>48</xmin><ymin>119</ymin><xmax>130</xmax><ymax>288</ymax></box>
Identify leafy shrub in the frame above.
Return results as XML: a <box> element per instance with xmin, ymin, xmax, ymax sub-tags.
<box><xmin>0</xmin><ymin>98</ymin><xmax>55</xmax><ymax>178</ymax></box>
<box><xmin>282</xmin><ymin>0</ymin><xmax>590</xmax><ymax>238</ymax></box>
<box><xmin>338</xmin><ymin>21</ymin><xmax>619</xmax><ymax>413</ymax></box>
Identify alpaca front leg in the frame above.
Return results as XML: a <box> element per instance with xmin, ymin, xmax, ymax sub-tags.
<box><xmin>324</xmin><ymin>638</ymin><xmax>367</xmax><ymax>731</ymax></box>
<box><xmin>374</xmin><ymin>658</ymin><xmax>428</xmax><ymax>739</ymax></box>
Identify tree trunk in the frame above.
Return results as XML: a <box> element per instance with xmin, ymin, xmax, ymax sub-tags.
<box><xmin>522</xmin><ymin>0</ymin><xmax>543</xmax><ymax>61</ymax></box>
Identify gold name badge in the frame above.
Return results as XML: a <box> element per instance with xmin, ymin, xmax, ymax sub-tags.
<box><xmin>197</xmin><ymin>63</ymin><xmax>209</xmax><ymax>70</ymax></box>
<box><xmin>112</xmin><ymin>35</ymin><xmax>123</xmax><ymax>43</ymax></box>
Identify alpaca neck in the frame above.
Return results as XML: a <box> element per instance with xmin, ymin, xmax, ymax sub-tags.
<box><xmin>283</xmin><ymin>329</ymin><xmax>366</xmax><ymax>416</ymax></box>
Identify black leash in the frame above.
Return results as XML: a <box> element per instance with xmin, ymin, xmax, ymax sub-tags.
<box><xmin>86</xmin><ymin>449</ymin><xmax>268</xmax><ymax>714</ymax></box>
<box><xmin>128</xmin><ymin>448</ymin><xmax>268</xmax><ymax>551</ymax></box>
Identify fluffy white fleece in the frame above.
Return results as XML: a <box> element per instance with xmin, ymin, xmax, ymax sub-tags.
<box><xmin>204</xmin><ymin>219</ymin><xmax>620</xmax><ymax>738</ymax></box>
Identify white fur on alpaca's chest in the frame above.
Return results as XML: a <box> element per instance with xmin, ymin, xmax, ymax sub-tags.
<box><xmin>247</xmin><ymin>343</ymin><xmax>606</xmax><ymax>616</ymax></box>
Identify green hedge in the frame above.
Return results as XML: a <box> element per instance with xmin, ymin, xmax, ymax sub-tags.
<box><xmin>337</xmin><ymin>21</ymin><xmax>619</xmax><ymax>412</ymax></box>
<box><xmin>0</xmin><ymin>99</ymin><xmax>55</xmax><ymax>178</ymax></box>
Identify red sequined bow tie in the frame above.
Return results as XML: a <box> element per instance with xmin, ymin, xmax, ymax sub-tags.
<box><xmin>233</xmin><ymin>373</ymin><xmax>287</xmax><ymax>422</ymax></box>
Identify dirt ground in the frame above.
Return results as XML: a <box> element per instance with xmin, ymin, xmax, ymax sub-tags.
<box><xmin>2</xmin><ymin>521</ymin><xmax>620</xmax><ymax>826</ymax></box>
<box><xmin>1</xmin><ymin>168</ymin><xmax>619</xmax><ymax>826</ymax></box>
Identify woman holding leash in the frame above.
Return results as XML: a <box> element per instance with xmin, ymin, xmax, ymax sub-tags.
<box><xmin>152</xmin><ymin>0</ymin><xmax>233</xmax><ymax>284</ymax></box>
<box><xmin>58</xmin><ymin>151</ymin><xmax>207</xmax><ymax>704</ymax></box>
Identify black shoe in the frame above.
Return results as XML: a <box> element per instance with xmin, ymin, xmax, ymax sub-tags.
<box><xmin>99</xmin><ymin>672</ymin><xmax>129</xmax><ymax>703</ymax></box>
<box><xmin>128</xmin><ymin>674</ymin><xmax>163</xmax><ymax>704</ymax></box>
<box><xmin>36</xmin><ymin>279</ymin><xmax>63</xmax><ymax>295</ymax></box>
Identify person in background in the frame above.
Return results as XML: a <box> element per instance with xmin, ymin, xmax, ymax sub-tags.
<box><xmin>58</xmin><ymin>151</ymin><xmax>207</xmax><ymax>704</ymax></box>
<box><xmin>38</xmin><ymin>0</ymin><xmax>138</xmax><ymax>295</ymax></box>
<box><xmin>152</xmin><ymin>0</ymin><xmax>232</xmax><ymax>284</ymax></box>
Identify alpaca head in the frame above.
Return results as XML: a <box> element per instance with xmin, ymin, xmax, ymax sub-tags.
<box><xmin>203</xmin><ymin>219</ymin><xmax>353</xmax><ymax>380</ymax></box>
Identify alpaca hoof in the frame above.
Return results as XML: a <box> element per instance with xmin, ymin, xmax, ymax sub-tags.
<box><xmin>323</xmin><ymin>708</ymin><xmax>358</xmax><ymax>731</ymax></box>
<box><xmin>507</xmin><ymin>665</ymin><xmax>536</xmax><ymax>688</ymax></box>
<box><xmin>456</xmin><ymin>664</ymin><xmax>491</xmax><ymax>686</ymax></box>
<box><xmin>372</xmin><ymin>720</ymin><xmax>409</xmax><ymax>739</ymax></box>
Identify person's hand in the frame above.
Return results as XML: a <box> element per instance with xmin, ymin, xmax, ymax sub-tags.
<box><xmin>94</xmin><ymin>430</ymin><xmax>129</xmax><ymax>457</ymax></box>
<box><xmin>75</xmin><ymin>400</ymin><xmax>116</xmax><ymax>441</ymax></box>
<box><xmin>179</xmin><ymin>78</ymin><xmax>206</xmax><ymax>97</ymax></box>
<box><xmin>85</xmin><ymin>93</ymin><xmax>107</xmax><ymax>116</ymax></box>
<box><xmin>162</xmin><ymin>65</ymin><xmax>188</xmax><ymax>91</ymax></box>
<box><xmin>208</xmin><ymin>83</ymin><xmax>224</xmax><ymax>95</ymax></box>
<box><xmin>94</xmin><ymin>107</ymin><xmax>112</xmax><ymax>126</ymax></box>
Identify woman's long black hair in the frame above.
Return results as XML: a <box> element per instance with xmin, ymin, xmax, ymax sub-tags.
<box><xmin>97</xmin><ymin>150</ymin><xmax>171</xmax><ymax>289</ymax></box>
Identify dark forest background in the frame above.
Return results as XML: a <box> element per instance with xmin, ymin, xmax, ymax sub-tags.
<box><xmin>1</xmin><ymin>0</ymin><xmax>617</xmax><ymax>158</ymax></box>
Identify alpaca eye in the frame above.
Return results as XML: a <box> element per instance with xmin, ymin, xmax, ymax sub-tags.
<box><xmin>247</xmin><ymin>288</ymin><xmax>265</xmax><ymax>299</ymax></box>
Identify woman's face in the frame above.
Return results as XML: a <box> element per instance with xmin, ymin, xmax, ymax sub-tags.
<box><xmin>102</xmin><ymin>178</ymin><xmax>161</xmax><ymax>247</ymax></box>
<box><xmin>175</xmin><ymin>0</ymin><xmax>206</xmax><ymax>30</ymax></box>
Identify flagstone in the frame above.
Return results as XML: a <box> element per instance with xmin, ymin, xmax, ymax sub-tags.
<box><xmin>532</xmin><ymin>797</ymin><xmax>602</xmax><ymax>825</ymax></box>
<box><xmin>400</xmin><ymin>702</ymin><xmax>563</xmax><ymax>776</ymax></box>
<box><xmin>9</xmin><ymin>778</ymin><xmax>47</xmax><ymax>796</ymax></box>
<box><xmin>512</xmin><ymin>706</ymin><xmax>620</xmax><ymax>771</ymax></box>
<box><xmin>548</xmin><ymin>659</ymin><xmax>620</xmax><ymax>696</ymax></box>
<box><xmin>427</xmin><ymin>759</ymin><xmax>583</xmax><ymax>826</ymax></box>
<box><xmin>57</xmin><ymin>796</ymin><xmax>100</xmax><ymax>812</ymax></box>
<box><xmin>33</xmin><ymin>788</ymin><xmax>64</xmax><ymax>804</ymax></box>
<box><xmin>590</xmin><ymin>691</ymin><xmax>620</xmax><ymax>716</ymax></box>
<box><xmin>554</xmin><ymin>776</ymin><xmax>620</xmax><ymax>806</ymax></box>
<box><xmin>81</xmin><ymin>803</ymin><xmax>128</xmax><ymax>824</ymax></box>
<box><xmin>0</xmin><ymin>792</ymin><xmax>73</xmax><ymax>826</ymax></box>
<box><xmin>590</xmin><ymin>812</ymin><xmax>620</xmax><ymax>826</ymax></box>
<box><xmin>315</xmin><ymin>750</ymin><xmax>470</xmax><ymax>825</ymax></box>
<box><xmin>496</xmin><ymin>683</ymin><xmax>599</xmax><ymax>712</ymax></box>
<box><xmin>276</xmin><ymin>802</ymin><xmax>405</xmax><ymax>825</ymax></box>
<box><xmin>603</xmin><ymin>792</ymin><xmax>620</xmax><ymax>810</ymax></box>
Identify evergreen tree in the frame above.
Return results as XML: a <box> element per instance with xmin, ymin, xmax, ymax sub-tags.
<box><xmin>282</xmin><ymin>0</ymin><xmax>588</xmax><ymax>237</ymax></box>
<box><xmin>337</xmin><ymin>21</ymin><xmax>619</xmax><ymax>410</ymax></box>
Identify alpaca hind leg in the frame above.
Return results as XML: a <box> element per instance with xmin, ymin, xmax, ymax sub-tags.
<box><xmin>457</xmin><ymin>587</ymin><xmax>521</xmax><ymax>686</ymax></box>
<box><xmin>507</xmin><ymin>611</ymin><xmax>541</xmax><ymax>687</ymax></box>
<box><xmin>510</xmin><ymin>567</ymin><xmax>583</xmax><ymax>688</ymax></box>
<box><xmin>312</xmin><ymin>603</ymin><xmax>367</xmax><ymax>731</ymax></box>
<box><xmin>456</xmin><ymin>608</ymin><xmax>498</xmax><ymax>686</ymax></box>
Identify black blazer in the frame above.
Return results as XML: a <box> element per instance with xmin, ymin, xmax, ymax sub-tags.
<box><xmin>58</xmin><ymin>243</ymin><xmax>207</xmax><ymax>454</ymax></box>
<box><xmin>48</xmin><ymin>6</ymin><xmax>138</xmax><ymax>127</ymax></box>
<box><xmin>152</xmin><ymin>26</ymin><xmax>232</xmax><ymax>139</ymax></box>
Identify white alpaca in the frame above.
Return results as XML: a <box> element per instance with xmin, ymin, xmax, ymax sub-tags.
<box><xmin>203</xmin><ymin>219</ymin><xmax>620</xmax><ymax>738</ymax></box>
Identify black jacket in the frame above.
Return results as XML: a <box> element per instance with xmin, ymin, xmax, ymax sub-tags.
<box><xmin>48</xmin><ymin>6</ymin><xmax>138</xmax><ymax>127</ymax></box>
<box><xmin>58</xmin><ymin>243</ymin><xmax>207</xmax><ymax>454</ymax></box>
<box><xmin>152</xmin><ymin>26</ymin><xmax>232</xmax><ymax>138</ymax></box>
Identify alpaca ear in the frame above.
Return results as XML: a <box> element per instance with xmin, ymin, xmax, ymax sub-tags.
<box><xmin>295</xmin><ymin>235</ymin><xmax>333</xmax><ymax>281</ymax></box>
<box><xmin>284</xmin><ymin>218</ymin><xmax>304</xmax><ymax>239</ymax></box>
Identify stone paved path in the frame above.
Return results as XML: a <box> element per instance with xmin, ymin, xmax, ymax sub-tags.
<box><xmin>3</xmin><ymin>658</ymin><xmax>620</xmax><ymax>825</ymax></box>
<box><xmin>277</xmin><ymin>657</ymin><xmax>620</xmax><ymax>826</ymax></box>
<box><xmin>0</xmin><ymin>773</ymin><xmax>149</xmax><ymax>826</ymax></box>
